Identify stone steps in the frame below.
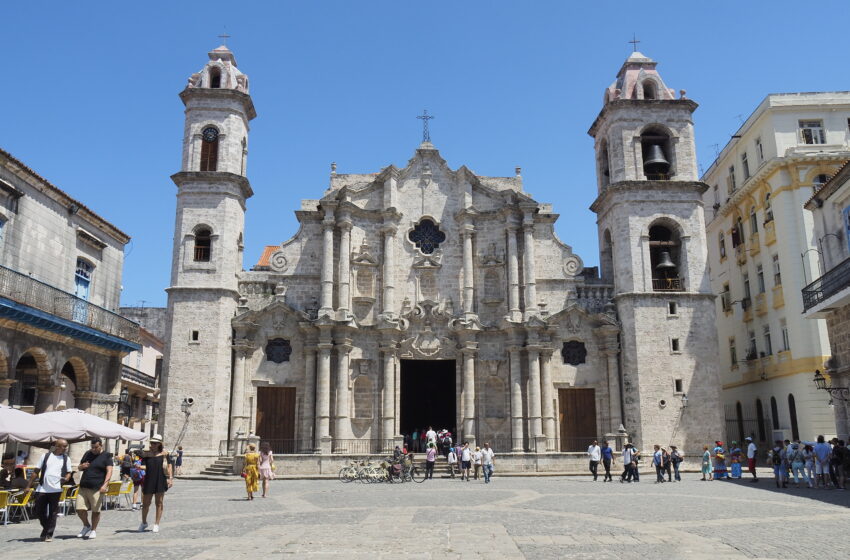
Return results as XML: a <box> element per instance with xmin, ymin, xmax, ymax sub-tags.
<box><xmin>199</xmin><ymin>456</ymin><xmax>237</xmax><ymax>477</ymax></box>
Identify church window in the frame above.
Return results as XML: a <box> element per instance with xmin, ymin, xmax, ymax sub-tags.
<box><xmin>770</xmin><ymin>396</ymin><xmax>779</xmax><ymax>430</ymax></box>
<box><xmin>670</xmin><ymin>338</ymin><xmax>680</xmax><ymax>352</ymax></box>
<box><xmin>191</xmin><ymin>330</ymin><xmax>199</xmax><ymax>342</ymax></box>
<box><xmin>265</xmin><ymin>338</ymin><xmax>292</xmax><ymax>364</ymax></box>
<box><xmin>742</xmin><ymin>152</ymin><xmax>750</xmax><ymax>180</ymax></box>
<box><xmin>640</xmin><ymin>127</ymin><xmax>671</xmax><ymax>180</ymax></box>
<box><xmin>193</xmin><ymin>228</ymin><xmax>212</xmax><ymax>261</ymax></box>
<box><xmin>209</xmin><ymin>67</ymin><xmax>221</xmax><ymax>89</ymax></box>
<box><xmin>674</xmin><ymin>379</ymin><xmax>683</xmax><ymax>393</ymax></box>
<box><xmin>200</xmin><ymin>127</ymin><xmax>219</xmax><ymax>171</ymax></box>
<box><xmin>561</xmin><ymin>341</ymin><xmax>587</xmax><ymax>365</ymax></box>
<box><xmin>642</xmin><ymin>80</ymin><xmax>657</xmax><ymax>100</ymax></box>
<box><xmin>668</xmin><ymin>301</ymin><xmax>677</xmax><ymax>315</ymax></box>
<box><xmin>648</xmin><ymin>224</ymin><xmax>681</xmax><ymax>291</ymax></box>
<box><xmin>408</xmin><ymin>218</ymin><xmax>445</xmax><ymax>254</ymax></box>
<box><xmin>598</xmin><ymin>139</ymin><xmax>610</xmax><ymax>188</ymax></box>
<box><xmin>799</xmin><ymin>120</ymin><xmax>825</xmax><ymax>145</ymax></box>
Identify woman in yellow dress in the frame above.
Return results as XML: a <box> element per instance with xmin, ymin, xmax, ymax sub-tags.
<box><xmin>242</xmin><ymin>443</ymin><xmax>260</xmax><ymax>500</ymax></box>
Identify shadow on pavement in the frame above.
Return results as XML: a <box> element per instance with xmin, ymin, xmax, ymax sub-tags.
<box><xmin>721</xmin><ymin>476</ymin><xmax>850</xmax><ymax>508</ymax></box>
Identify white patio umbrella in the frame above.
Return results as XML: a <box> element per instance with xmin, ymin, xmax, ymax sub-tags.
<box><xmin>37</xmin><ymin>408</ymin><xmax>148</xmax><ymax>442</ymax></box>
<box><xmin>0</xmin><ymin>405</ymin><xmax>86</xmax><ymax>443</ymax></box>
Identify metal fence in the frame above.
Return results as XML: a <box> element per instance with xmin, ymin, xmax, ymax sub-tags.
<box><xmin>0</xmin><ymin>264</ymin><xmax>140</xmax><ymax>344</ymax></box>
<box><xmin>332</xmin><ymin>439</ymin><xmax>396</xmax><ymax>454</ymax></box>
<box><xmin>724</xmin><ymin>403</ymin><xmax>773</xmax><ymax>446</ymax></box>
<box><xmin>802</xmin><ymin>255</ymin><xmax>850</xmax><ymax>311</ymax></box>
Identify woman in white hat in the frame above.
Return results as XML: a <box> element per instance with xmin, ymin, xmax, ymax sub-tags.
<box><xmin>138</xmin><ymin>435</ymin><xmax>173</xmax><ymax>533</ymax></box>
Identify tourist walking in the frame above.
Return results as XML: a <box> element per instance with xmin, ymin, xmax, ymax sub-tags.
<box><xmin>833</xmin><ymin>439</ymin><xmax>849</xmax><ymax>490</ymax></box>
<box><xmin>813</xmin><ymin>435</ymin><xmax>832</xmax><ymax>488</ymax></box>
<box><xmin>242</xmin><ymin>443</ymin><xmax>260</xmax><ymax>500</ymax></box>
<box><xmin>587</xmin><ymin>440</ymin><xmax>601</xmax><ymax>481</ymax></box>
<box><xmin>130</xmin><ymin>452</ymin><xmax>145</xmax><ymax>510</ymax></box>
<box><xmin>600</xmin><ymin>440</ymin><xmax>613</xmax><ymax>481</ymax></box>
<box><xmin>670</xmin><ymin>445</ymin><xmax>682</xmax><ymax>481</ymax></box>
<box><xmin>258</xmin><ymin>442</ymin><xmax>275</xmax><ymax>497</ymax></box>
<box><xmin>701</xmin><ymin>445</ymin><xmax>712</xmax><ymax>481</ymax></box>
<box><xmin>770</xmin><ymin>440</ymin><xmax>787</xmax><ymax>488</ymax></box>
<box><xmin>620</xmin><ymin>443</ymin><xmax>635</xmax><ymax>483</ymax></box>
<box><xmin>745</xmin><ymin>437</ymin><xmax>759</xmax><ymax>482</ymax></box>
<box><xmin>139</xmin><ymin>435</ymin><xmax>174</xmax><ymax>533</ymax></box>
<box><xmin>460</xmin><ymin>442</ymin><xmax>472</xmax><ymax>481</ymax></box>
<box><xmin>661</xmin><ymin>447</ymin><xmax>673</xmax><ymax>482</ymax></box>
<box><xmin>426</xmin><ymin>426</ymin><xmax>437</xmax><ymax>449</ymax></box>
<box><xmin>712</xmin><ymin>441</ymin><xmax>728</xmax><ymax>480</ymax></box>
<box><xmin>26</xmin><ymin>439</ymin><xmax>71</xmax><ymax>542</ymax></box>
<box><xmin>447</xmin><ymin>446</ymin><xmax>458</xmax><ymax>478</ymax></box>
<box><xmin>473</xmin><ymin>447</ymin><xmax>482</xmax><ymax>480</ymax></box>
<box><xmin>175</xmin><ymin>446</ymin><xmax>184</xmax><ymax>476</ymax></box>
<box><xmin>803</xmin><ymin>443</ymin><xmax>815</xmax><ymax>483</ymax></box>
<box><xmin>120</xmin><ymin>449</ymin><xmax>134</xmax><ymax>481</ymax></box>
<box><xmin>729</xmin><ymin>442</ymin><xmax>743</xmax><ymax>479</ymax></box>
<box><xmin>652</xmin><ymin>445</ymin><xmax>665</xmax><ymax>483</ymax></box>
<box><xmin>425</xmin><ymin>442</ymin><xmax>437</xmax><ymax>479</ymax></box>
<box><xmin>481</xmin><ymin>442</ymin><xmax>495</xmax><ymax>483</ymax></box>
<box><xmin>76</xmin><ymin>437</ymin><xmax>113</xmax><ymax>540</ymax></box>
<box><xmin>788</xmin><ymin>442</ymin><xmax>811</xmax><ymax>488</ymax></box>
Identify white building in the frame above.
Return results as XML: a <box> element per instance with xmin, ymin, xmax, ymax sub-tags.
<box><xmin>701</xmin><ymin>92</ymin><xmax>850</xmax><ymax>445</ymax></box>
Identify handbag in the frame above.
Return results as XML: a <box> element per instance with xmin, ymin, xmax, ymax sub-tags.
<box><xmin>240</xmin><ymin>472</ymin><xmax>247</xmax><ymax>478</ymax></box>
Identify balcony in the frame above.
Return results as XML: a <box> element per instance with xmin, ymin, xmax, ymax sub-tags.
<box><xmin>802</xmin><ymin>256</ymin><xmax>850</xmax><ymax>318</ymax></box>
<box><xmin>644</xmin><ymin>173</ymin><xmax>671</xmax><ymax>181</ymax></box>
<box><xmin>735</xmin><ymin>245</ymin><xmax>747</xmax><ymax>265</ymax></box>
<box><xmin>0</xmin><ymin>264</ymin><xmax>140</xmax><ymax>350</ymax></box>
<box><xmin>741</xmin><ymin>296</ymin><xmax>753</xmax><ymax>322</ymax></box>
<box><xmin>121</xmin><ymin>365</ymin><xmax>157</xmax><ymax>390</ymax></box>
<box><xmin>652</xmin><ymin>277</ymin><xmax>683</xmax><ymax>292</ymax></box>
<box><xmin>764</xmin><ymin>220</ymin><xmax>776</xmax><ymax>246</ymax></box>
<box><xmin>755</xmin><ymin>292</ymin><xmax>768</xmax><ymax>316</ymax></box>
<box><xmin>748</xmin><ymin>232</ymin><xmax>760</xmax><ymax>256</ymax></box>
<box><xmin>772</xmin><ymin>285</ymin><xmax>784</xmax><ymax>309</ymax></box>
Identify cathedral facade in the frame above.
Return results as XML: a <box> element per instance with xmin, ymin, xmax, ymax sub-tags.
<box><xmin>161</xmin><ymin>46</ymin><xmax>723</xmax><ymax>472</ymax></box>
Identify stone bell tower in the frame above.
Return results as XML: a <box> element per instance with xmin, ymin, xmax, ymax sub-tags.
<box><xmin>589</xmin><ymin>51</ymin><xmax>723</xmax><ymax>451</ymax></box>
<box><xmin>161</xmin><ymin>45</ymin><xmax>256</xmax><ymax>465</ymax></box>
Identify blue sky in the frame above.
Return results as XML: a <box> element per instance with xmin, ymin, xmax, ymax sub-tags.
<box><xmin>3</xmin><ymin>2</ymin><xmax>848</xmax><ymax>308</ymax></box>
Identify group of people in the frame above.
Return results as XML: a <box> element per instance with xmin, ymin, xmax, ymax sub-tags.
<box><xmin>241</xmin><ymin>442</ymin><xmax>276</xmax><ymax>499</ymax></box>
<box><xmin>405</xmin><ymin>426</ymin><xmax>455</xmax><ymax>454</ymax></box>
<box><xmin>422</xmin><ymin>438</ymin><xmax>496</xmax><ymax>483</ymax></box>
<box><xmin>2</xmin><ymin>435</ymin><xmax>174</xmax><ymax>542</ymax></box>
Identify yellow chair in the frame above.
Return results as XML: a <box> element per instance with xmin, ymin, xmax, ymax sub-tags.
<box><xmin>0</xmin><ymin>490</ymin><xmax>10</xmax><ymax>526</ymax></box>
<box><xmin>102</xmin><ymin>480</ymin><xmax>122</xmax><ymax>510</ymax></box>
<box><xmin>57</xmin><ymin>485</ymin><xmax>71</xmax><ymax>517</ymax></box>
<box><xmin>63</xmin><ymin>486</ymin><xmax>79</xmax><ymax>516</ymax></box>
<box><xmin>7</xmin><ymin>489</ymin><xmax>33</xmax><ymax>522</ymax></box>
<box><xmin>117</xmin><ymin>480</ymin><xmax>133</xmax><ymax>509</ymax></box>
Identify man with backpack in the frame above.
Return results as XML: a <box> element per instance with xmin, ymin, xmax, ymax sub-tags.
<box><xmin>25</xmin><ymin>439</ymin><xmax>72</xmax><ymax>542</ymax></box>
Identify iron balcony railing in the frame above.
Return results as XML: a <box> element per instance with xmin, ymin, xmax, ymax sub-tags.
<box><xmin>651</xmin><ymin>277</ymin><xmax>683</xmax><ymax>292</ymax></box>
<box><xmin>802</xmin><ymin>256</ymin><xmax>850</xmax><ymax>312</ymax></box>
<box><xmin>121</xmin><ymin>365</ymin><xmax>156</xmax><ymax>389</ymax></box>
<box><xmin>0</xmin><ymin>264</ymin><xmax>140</xmax><ymax>344</ymax></box>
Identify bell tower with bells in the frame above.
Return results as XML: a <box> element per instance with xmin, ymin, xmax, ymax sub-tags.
<box><xmin>589</xmin><ymin>49</ymin><xmax>722</xmax><ymax>450</ymax></box>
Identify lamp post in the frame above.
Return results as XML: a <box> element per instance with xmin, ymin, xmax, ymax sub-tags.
<box><xmin>813</xmin><ymin>370</ymin><xmax>850</xmax><ymax>402</ymax></box>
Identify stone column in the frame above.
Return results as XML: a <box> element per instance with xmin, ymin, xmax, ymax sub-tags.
<box><xmin>462</xmin><ymin>226</ymin><xmax>475</xmax><ymax>314</ymax></box>
<box><xmin>315</xmin><ymin>340</ymin><xmax>333</xmax><ymax>453</ymax></box>
<box><xmin>462</xmin><ymin>341</ymin><xmax>478</xmax><ymax>446</ymax></box>
<box><xmin>73</xmin><ymin>391</ymin><xmax>95</xmax><ymax>414</ymax></box>
<box><xmin>0</xmin><ymin>379</ymin><xmax>15</xmax><ymax>406</ymax></box>
<box><xmin>639</xmin><ymin>233</ymin><xmax>651</xmax><ymax>292</ymax></box>
<box><xmin>381</xmin><ymin>343</ymin><xmax>397</xmax><ymax>443</ymax></box>
<box><xmin>540</xmin><ymin>349</ymin><xmax>556</xmax><ymax>448</ymax></box>
<box><xmin>334</xmin><ymin>339</ymin><xmax>353</xmax><ymax>447</ymax></box>
<box><xmin>508</xmin><ymin>346</ymin><xmax>524</xmax><ymax>451</ymax></box>
<box><xmin>338</xmin><ymin>217</ymin><xmax>352</xmax><ymax>317</ymax></box>
<box><xmin>319</xmin><ymin>210</ymin><xmax>336</xmax><ymax>316</ymax></box>
<box><xmin>302</xmin><ymin>347</ymin><xmax>317</xmax><ymax>451</ymax></box>
<box><xmin>506</xmin><ymin>224</ymin><xmax>521</xmax><ymax>321</ymax></box>
<box><xmin>381</xmin><ymin>226</ymin><xmax>397</xmax><ymax>317</ymax></box>
<box><xmin>605</xmin><ymin>350</ymin><xmax>623</xmax><ymax>433</ymax></box>
<box><xmin>229</xmin><ymin>343</ymin><xmax>252</xmax><ymax>441</ymax></box>
<box><xmin>526</xmin><ymin>346</ymin><xmax>544</xmax><ymax>450</ymax></box>
<box><xmin>522</xmin><ymin>212</ymin><xmax>538</xmax><ymax>319</ymax></box>
<box><xmin>35</xmin><ymin>386</ymin><xmax>59</xmax><ymax>413</ymax></box>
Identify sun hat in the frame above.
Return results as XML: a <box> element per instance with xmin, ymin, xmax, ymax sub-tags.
<box><xmin>150</xmin><ymin>435</ymin><xmax>163</xmax><ymax>443</ymax></box>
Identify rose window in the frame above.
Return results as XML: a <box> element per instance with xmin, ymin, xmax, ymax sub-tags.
<box><xmin>408</xmin><ymin>219</ymin><xmax>446</xmax><ymax>254</ymax></box>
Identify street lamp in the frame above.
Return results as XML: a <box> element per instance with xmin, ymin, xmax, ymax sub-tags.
<box><xmin>813</xmin><ymin>369</ymin><xmax>850</xmax><ymax>401</ymax></box>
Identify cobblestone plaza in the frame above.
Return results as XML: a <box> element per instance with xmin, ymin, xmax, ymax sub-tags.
<box><xmin>3</xmin><ymin>476</ymin><xmax>849</xmax><ymax>559</ymax></box>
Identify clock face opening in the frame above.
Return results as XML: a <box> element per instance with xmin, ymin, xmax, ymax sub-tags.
<box><xmin>202</xmin><ymin>127</ymin><xmax>219</xmax><ymax>143</ymax></box>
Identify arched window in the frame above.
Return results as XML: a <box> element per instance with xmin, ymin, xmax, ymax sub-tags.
<box><xmin>735</xmin><ymin>401</ymin><xmax>745</xmax><ymax>443</ymax></box>
<box><xmin>788</xmin><ymin>394</ymin><xmax>799</xmax><ymax>441</ymax></box>
<box><xmin>209</xmin><ymin>67</ymin><xmax>221</xmax><ymax>88</ymax></box>
<box><xmin>719</xmin><ymin>231</ymin><xmax>726</xmax><ymax>259</ymax></box>
<box><xmin>733</xmin><ymin>217</ymin><xmax>745</xmax><ymax>247</ymax></box>
<box><xmin>764</xmin><ymin>193</ymin><xmax>774</xmax><ymax>222</ymax></box>
<box><xmin>199</xmin><ymin>127</ymin><xmax>219</xmax><ymax>171</ymax></box>
<box><xmin>601</xmin><ymin>229</ymin><xmax>614</xmax><ymax>280</ymax></box>
<box><xmin>642</xmin><ymin>80</ymin><xmax>657</xmax><ymax>100</ymax></box>
<box><xmin>755</xmin><ymin>398</ymin><xmax>766</xmax><ymax>441</ymax></box>
<box><xmin>598</xmin><ymin>139</ymin><xmax>610</xmax><ymax>188</ymax></box>
<box><xmin>770</xmin><ymin>396</ymin><xmax>779</xmax><ymax>430</ymax></box>
<box><xmin>649</xmin><ymin>224</ymin><xmax>681</xmax><ymax>291</ymax></box>
<box><xmin>640</xmin><ymin>126</ymin><xmax>672</xmax><ymax>180</ymax></box>
<box><xmin>194</xmin><ymin>228</ymin><xmax>212</xmax><ymax>262</ymax></box>
<box><xmin>749</xmin><ymin>207</ymin><xmax>758</xmax><ymax>235</ymax></box>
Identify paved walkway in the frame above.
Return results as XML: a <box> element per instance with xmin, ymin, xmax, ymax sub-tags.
<box><xmin>3</xmin><ymin>476</ymin><xmax>849</xmax><ymax>559</ymax></box>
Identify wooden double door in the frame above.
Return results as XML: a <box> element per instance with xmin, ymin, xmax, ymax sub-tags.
<box><xmin>255</xmin><ymin>387</ymin><xmax>296</xmax><ymax>452</ymax></box>
<box><xmin>558</xmin><ymin>388</ymin><xmax>597</xmax><ymax>452</ymax></box>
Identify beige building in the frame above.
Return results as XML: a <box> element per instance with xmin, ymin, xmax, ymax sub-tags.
<box><xmin>701</xmin><ymin>93</ymin><xmax>850</xmax><ymax>446</ymax></box>
<box><xmin>118</xmin><ymin>327</ymin><xmax>163</xmax><ymax>439</ymax></box>
<box><xmin>161</xmin><ymin>47</ymin><xmax>722</xmax><ymax>474</ymax></box>
<box><xmin>803</xmin><ymin>160</ymin><xmax>850</xmax><ymax>440</ymax></box>
<box><xmin>0</xmin><ymin>148</ymin><xmax>140</xmax><ymax>458</ymax></box>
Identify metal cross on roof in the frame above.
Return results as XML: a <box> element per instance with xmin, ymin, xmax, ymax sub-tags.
<box><xmin>218</xmin><ymin>32</ymin><xmax>231</xmax><ymax>46</ymax></box>
<box><xmin>417</xmin><ymin>109</ymin><xmax>434</xmax><ymax>143</ymax></box>
<box><xmin>629</xmin><ymin>34</ymin><xmax>640</xmax><ymax>52</ymax></box>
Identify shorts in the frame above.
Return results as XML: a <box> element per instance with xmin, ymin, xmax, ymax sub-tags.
<box><xmin>747</xmin><ymin>458</ymin><xmax>756</xmax><ymax>472</ymax></box>
<box><xmin>462</xmin><ymin>460</ymin><xmax>471</xmax><ymax>470</ymax></box>
<box><xmin>815</xmin><ymin>461</ymin><xmax>830</xmax><ymax>475</ymax></box>
<box><xmin>76</xmin><ymin>487</ymin><xmax>104</xmax><ymax>511</ymax></box>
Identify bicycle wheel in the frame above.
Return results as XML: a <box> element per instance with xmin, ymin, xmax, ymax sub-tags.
<box><xmin>339</xmin><ymin>466</ymin><xmax>354</xmax><ymax>483</ymax></box>
<box><xmin>411</xmin><ymin>466</ymin><xmax>425</xmax><ymax>483</ymax></box>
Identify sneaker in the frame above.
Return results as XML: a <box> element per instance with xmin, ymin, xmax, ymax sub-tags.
<box><xmin>138</xmin><ymin>522</ymin><xmax>148</xmax><ymax>532</ymax></box>
<box><xmin>152</xmin><ymin>524</ymin><xmax>159</xmax><ymax>533</ymax></box>
<box><xmin>45</xmin><ymin>536</ymin><xmax>53</xmax><ymax>542</ymax></box>
<box><xmin>87</xmin><ymin>530</ymin><xmax>96</xmax><ymax>540</ymax></box>
<box><xmin>77</xmin><ymin>526</ymin><xmax>91</xmax><ymax>538</ymax></box>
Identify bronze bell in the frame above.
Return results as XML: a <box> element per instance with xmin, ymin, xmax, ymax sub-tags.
<box><xmin>643</xmin><ymin>144</ymin><xmax>670</xmax><ymax>175</ymax></box>
<box><xmin>655</xmin><ymin>251</ymin><xmax>676</xmax><ymax>270</ymax></box>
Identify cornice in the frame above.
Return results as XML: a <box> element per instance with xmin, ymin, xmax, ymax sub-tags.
<box><xmin>179</xmin><ymin>87</ymin><xmax>257</xmax><ymax>121</ymax></box>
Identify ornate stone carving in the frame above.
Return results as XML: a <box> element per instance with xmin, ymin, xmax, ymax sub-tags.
<box><xmin>563</xmin><ymin>255</ymin><xmax>583</xmax><ymax>277</ymax></box>
<box><xmin>478</xmin><ymin>243</ymin><xmax>505</xmax><ymax>266</ymax></box>
<box><xmin>269</xmin><ymin>250</ymin><xmax>288</xmax><ymax>272</ymax></box>
<box><xmin>265</xmin><ymin>338</ymin><xmax>292</xmax><ymax>364</ymax></box>
<box><xmin>561</xmin><ymin>341</ymin><xmax>587</xmax><ymax>366</ymax></box>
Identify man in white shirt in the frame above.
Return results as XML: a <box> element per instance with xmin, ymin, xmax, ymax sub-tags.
<box><xmin>446</xmin><ymin>447</ymin><xmax>458</xmax><ymax>478</ymax></box>
<box><xmin>621</xmin><ymin>444</ymin><xmax>635</xmax><ymax>483</ymax></box>
<box><xmin>460</xmin><ymin>442</ymin><xmax>472</xmax><ymax>481</ymax></box>
<box><xmin>813</xmin><ymin>435</ymin><xmax>832</xmax><ymax>488</ymax></box>
<box><xmin>25</xmin><ymin>439</ymin><xmax>72</xmax><ymax>542</ymax></box>
<box><xmin>425</xmin><ymin>426</ymin><xmax>437</xmax><ymax>447</ymax></box>
<box><xmin>745</xmin><ymin>436</ymin><xmax>759</xmax><ymax>483</ymax></box>
<box><xmin>587</xmin><ymin>440</ymin><xmax>601</xmax><ymax>481</ymax></box>
<box><xmin>481</xmin><ymin>442</ymin><xmax>495</xmax><ymax>484</ymax></box>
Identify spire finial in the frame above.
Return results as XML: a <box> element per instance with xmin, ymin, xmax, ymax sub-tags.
<box><xmin>218</xmin><ymin>31</ymin><xmax>231</xmax><ymax>47</ymax></box>
<box><xmin>417</xmin><ymin>109</ymin><xmax>434</xmax><ymax>143</ymax></box>
<box><xmin>629</xmin><ymin>33</ymin><xmax>640</xmax><ymax>52</ymax></box>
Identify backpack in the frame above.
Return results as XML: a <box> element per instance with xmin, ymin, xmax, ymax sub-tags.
<box><xmin>771</xmin><ymin>450</ymin><xmax>781</xmax><ymax>465</ymax></box>
<box><xmin>38</xmin><ymin>452</ymin><xmax>70</xmax><ymax>487</ymax></box>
